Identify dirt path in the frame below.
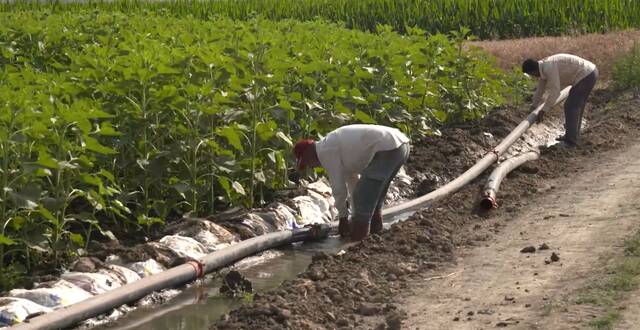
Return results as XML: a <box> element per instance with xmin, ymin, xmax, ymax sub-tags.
<box><xmin>401</xmin><ymin>140</ymin><xmax>640</xmax><ymax>329</ymax></box>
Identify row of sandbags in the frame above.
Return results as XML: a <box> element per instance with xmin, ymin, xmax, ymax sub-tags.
<box><xmin>0</xmin><ymin>176</ymin><xmax>411</xmax><ymax>327</ymax></box>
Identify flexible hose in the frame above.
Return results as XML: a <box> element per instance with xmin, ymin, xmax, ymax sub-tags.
<box><xmin>383</xmin><ymin>86</ymin><xmax>570</xmax><ymax>218</ymax></box>
<box><xmin>480</xmin><ymin>151</ymin><xmax>540</xmax><ymax>210</ymax></box>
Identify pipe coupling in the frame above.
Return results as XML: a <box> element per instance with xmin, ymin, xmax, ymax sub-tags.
<box><xmin>187</xmin><ymin>260</ymin><xmax>205</xmax><ymax>278</ymax></box>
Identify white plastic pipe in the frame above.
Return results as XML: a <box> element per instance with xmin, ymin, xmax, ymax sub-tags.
<box><xmin>480</xmin><ymin>151</ymin><xmax>540</xmax><ymax>209</ymax></box>
<box><xmin>383</xmin><ymin>87</ymin><xmax>570</xmax><ymax>218</ymax></box>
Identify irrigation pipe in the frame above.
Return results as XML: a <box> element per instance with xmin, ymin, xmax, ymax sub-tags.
<box><xmin>382</xmin><ymin>86</ymin><xmax>570</xmax><ymax>218</ymax></box>
<box><xmin>479</xmin><ymin>151</ymin><xmax>540</xmax><ymax>210</ymax></box>
<box><xmin>10</xmin><ymin>88</ymin><xmax>569</xmax><ymax>330</ymax></box>
<box><xmin>10</xmin><ymin>224</ymin><xmax>332</xmax><ymax>330</ymax></box>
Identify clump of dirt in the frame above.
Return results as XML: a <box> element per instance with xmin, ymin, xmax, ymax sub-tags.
<box><xmin>215</xmin><ymin>88</ymin><xmax>640</xmax><ymax>329</ymax></box>
<box><xmin>220</xmin><ymin>271</ymin><xmax>253</xmax><ymax>297</ymax></box>
<box><xmin>520</xmin><ymin>246</ymin><xmax>536</xmax><ymax>253</ymax></box>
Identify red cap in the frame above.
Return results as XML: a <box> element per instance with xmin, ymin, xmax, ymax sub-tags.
<box><xmin>293</xmin><ymin>139</ymin><xmax>314</xmax><ymax>170</ymax></box>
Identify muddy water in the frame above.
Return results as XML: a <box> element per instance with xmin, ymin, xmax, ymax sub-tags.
<box><xmin>95</xmin><ymin>212</ymin><xmax>415</xmax><ymax>330</ymax></box>
<box><xmin>95</xmin><ymin>237</ymin><xmax>348</xmax><ymax>330</ymax></box>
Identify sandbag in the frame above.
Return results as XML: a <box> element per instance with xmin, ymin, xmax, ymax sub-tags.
<box><xmin>61</xmin><ymin>272</ymin><xmax>121</xmax><ymax>295</ymax></box>
<box><xmin>127</xmin><ymin>259</ymin><xmax>165</xmax><ymax>278</ymax></box>
<box><xmin>157</xmin><ymin>235</ymin><xmax>208</xmax><ymax>260</ymax></box>
<box><xmin>0</xmin><ymin>297</ymin><xmax>51</xmax><ymax>327</ymax></box>
<box><xmin>9</xmin><ymin>279</ymin><xmax>92</xmax><ymax>309</ymax></box>
<box><xmin>101</xmin><ymin>264</ymin><xmax>141</xmax><ymax>285</ymax></box>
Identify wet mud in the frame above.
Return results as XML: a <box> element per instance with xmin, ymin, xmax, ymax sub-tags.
<box><xmin>215</xmin><ymin>89</ymin><xmax>640</xmax><ymax>329</ymax></box>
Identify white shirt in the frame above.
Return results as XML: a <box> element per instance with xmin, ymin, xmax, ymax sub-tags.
<box><xmin>532</xmin><ymin>54</ymin><xmax>596</xmax><ymax>111</ymax></box>
<box><xmin>315</xmin><ymin>124</ymin><xmax>410</xmax><ymax>218</ymax></box>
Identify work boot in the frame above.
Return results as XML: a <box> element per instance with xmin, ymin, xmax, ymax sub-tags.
<box><xmin>559</xmin><ymin>140</ymin><xmax>577</xmax><ymax>149</ymax></box>
<box><xmin>338</xmin><ymin>217</ymin><xmax>350</xmax><ymax>238</ymax></box>
<box><xmin>350</xmin><ymin>216</ymin><xmax>370</xmax><ymax>241</ymax></box>
<box><xmin>370</xmin><ymin>210</ymin><xmax>383</xmax><ymax>235</ymax></box>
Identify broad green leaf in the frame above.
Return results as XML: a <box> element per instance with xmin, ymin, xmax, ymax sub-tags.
<box><xmin>354</xmin><ymin>110</ymin><xmax>377</xmax><ymax>124</ymax></box>
<box><xmin>98</xmin><ymin>169</ymin><xmax>116</xmax><ymax>183</ymax></box>
<box><xmin>279</xmin><ymin>99</ymin><xmax>292</xmax><ymax>110</ymax></box>
<box><xmin>38</xmin><ymin>207</ymin><xmax>58</xmax><ymax>225</ymax></box>
<box><xmin>69</xmin><ymin>233</ymin><xmax>85</xmax><ymax>246</ymax></box>
<box><xmin>256</xmin><ymin>121</ymin><xmax>277</xmax><ymax>141</ymax></box>
<box><xmin>335</xmin><ymin>102</ymin><xmax>351</xmax><ymax>114</ymax></box>
<box><xmin>36</xmin><ymin>153</ymin><xmax>59</xmax><ymax>169</ymax></box>
<box><xmin>275</xmin><ymin>151</ymin><xmax>286</xmax><ymax>170</ymax></box>
<box><xmin>98</xmin><ymin>122</ymin><xmax>121</xmax><ymax>136</ymax></box>
<box><xmin>0</xmin><ymin>234</ymin><xmax>16</xmax><ymax>246</ymax></box>
<box><xmin>218</xmin><ymin>126</ymin><xmax>244</xmax><ymax>152</ymax></box>
<box><xmin>81</xmin><ymin>174</ymin><xmax>102</xmax><ymax>187</ymax></box>
<box><xmin>84</xmin><ymin>136</ymin><xmax>117</xmax><ymax>155</ymax></box>
<box><xmin>218</xmin><ymin>176</ymin><xmax>232</xmax><ymax>196</ymax></box>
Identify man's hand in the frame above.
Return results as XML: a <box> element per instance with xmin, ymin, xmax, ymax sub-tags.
<box><xmin>338</xmin><ymin>217</ymin><xmax>350</xmax><ymax>238</ymax></box>
<box><xmin>536</xmin><ymin>110</ymin><xmax>545</xmax><ymax>123</ymax></box>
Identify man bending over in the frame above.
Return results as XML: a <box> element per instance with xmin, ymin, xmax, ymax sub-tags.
<box><xmin>522</xmin><ymin>54</ymin><xmax>598</xmax><ymax>147</ymax></box>
<box><xmin>293</xmin><ymin>124</ymin><xmax>410</xmax><ymax>241</ymax></box>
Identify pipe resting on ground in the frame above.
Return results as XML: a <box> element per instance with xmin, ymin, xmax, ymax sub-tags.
<box><xmin>10</xmin><ymin>88</ymin><xmax>571</xmax><ymax>330</ymax></box>
<box><xmin>480</xmin><ymin>151</ymin><xmax>540</xmax><ymax>210</ymax></box>
<box><xmin>10</xmin><ymin>224</ymin><xmax>332</xmax><ymax>330</ymax></box>
<box><xmin>382</xmin><ymin>87</ymin><xmax>570</xmax><ymax>218</ymax></box>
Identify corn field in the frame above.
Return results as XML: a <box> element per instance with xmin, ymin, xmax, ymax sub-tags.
<box><xmin>2</xmin><ymin>0</ymin><xmax>640</xmax><ymax>39</ymax></box>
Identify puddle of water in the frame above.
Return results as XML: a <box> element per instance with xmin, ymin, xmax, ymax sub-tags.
<box><xmin>94</xmin><ymin>236</ymin><xmax>347</xmax><ymax>330</ymax></box>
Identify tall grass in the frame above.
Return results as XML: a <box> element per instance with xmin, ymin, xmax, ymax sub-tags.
<box><xmin>613</xmin><ymin>43</ymin><xmax>640</xmax><ymax>91</ymax></box>
<box><xmin>2</xmin><ymin>0</ymin><xmax>640</xmax><ymax>39</ymax></box>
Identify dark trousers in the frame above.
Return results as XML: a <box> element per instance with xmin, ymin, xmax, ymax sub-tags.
<box><xmin>564</xmin><ymin>69</ymin><xmax>598</xmax><ymax>145</ymax></box>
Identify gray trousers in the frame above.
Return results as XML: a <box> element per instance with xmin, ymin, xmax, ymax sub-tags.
<box><xmin>564</xmin><ymin>69</ymin><xmax>598</xmax><ymax>145</ymax></box>
<box><xmin>351</xmin><ymin>143</ymin><xmax>410</xmax><ymax>223</ymax></box>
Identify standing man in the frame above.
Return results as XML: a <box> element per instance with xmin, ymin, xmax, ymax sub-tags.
<box><xmin>293</xmin><ymin>124</ymin><xmax>410</xmax><ymax>241</ymax></box>
<box><xmin>522</xmin><ymin>54</ymin><xmax>598</xmax><ymax>147</ymax></box>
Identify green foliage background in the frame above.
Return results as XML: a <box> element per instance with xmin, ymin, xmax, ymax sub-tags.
<box><xmin>3</xmin><ymin>0</ymin><xmax>640</xmax><ymax>39</ymax></box>
<box><xmin>0</xmin><ymin>11</ymin><xmax>515</xmax><ymax>277</ymax></box>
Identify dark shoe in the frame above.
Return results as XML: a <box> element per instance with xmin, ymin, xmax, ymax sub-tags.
<box><xmin>555</xmin><ymin>135</ymin><xmax>566</xmax><ymax>142</ymax></box>
<box><xmin>350</xmin><ymin>221</ymin><xmax>370</xmax><ymax>241</ymax></box>
<box><xmin>338</xmin><ymin>217</ymin><xmax>350</xmax><ymax>238</ymax></box>
<box><xmin>559</xmin><ymin>141</ymin><xmax>577</xmax><ymax>149</ymax></box>
<box><xmin>370</xmin><ymin>212</ymin><xmax>383</xmax><ymax>235</ymax></box>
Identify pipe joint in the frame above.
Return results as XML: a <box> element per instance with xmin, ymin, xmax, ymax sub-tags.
<box><xmin>187</xmin><ymin>260</ymin><xmax>205</xmax><ymax>278</ymax></box>
<box><xmin>484</xmin><ymin>148</ymin><xmax>500</xmax><ymax>160</ymax></box>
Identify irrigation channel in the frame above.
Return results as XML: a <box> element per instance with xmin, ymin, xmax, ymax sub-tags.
<box><xmin>92</xmin><ymin>215</ymin><xmax>413</xmax><ymax>330</ymax></box>
<box><xmin>6</xmin><ymin>87</ymin><xmax>572</xmax><ymax>330</ymax></box>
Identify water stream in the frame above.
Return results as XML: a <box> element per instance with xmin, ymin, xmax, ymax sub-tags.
<box><xmin>94</xmin><ymin>212</ymin><xmax>415</xmax><ymax>330</ymax></box>
<box><xmin>94</xmin><ymin>236</ymin><xmax>347</xmax><ymax>330</ymax></box>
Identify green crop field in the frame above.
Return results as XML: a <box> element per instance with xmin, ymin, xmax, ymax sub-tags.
<box><xmin>0</xmin><ymin>10</ymin><xmax>518</xmax><ymax>281</ymax></box>
<box><xmin>2</xmin><ymin>0</ymin><xmax>640</xmax><ymax>39</ymax></box>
